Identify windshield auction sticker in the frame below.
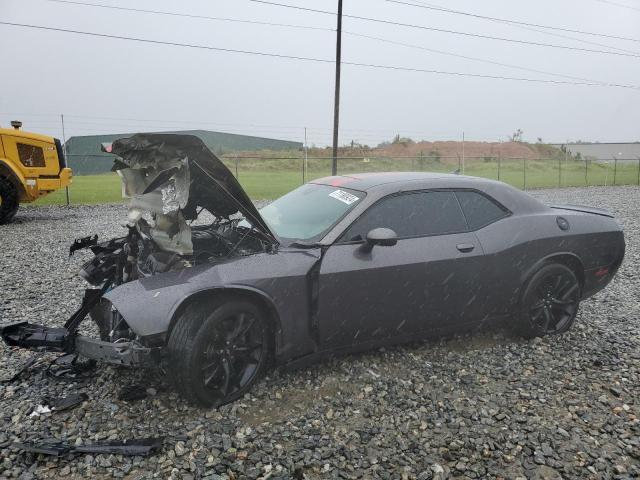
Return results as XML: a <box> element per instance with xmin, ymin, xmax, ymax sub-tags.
<box><xmin>329</xmin><ymin>189</ymin><xmax>359</xmax><ymax>205</ymax></box>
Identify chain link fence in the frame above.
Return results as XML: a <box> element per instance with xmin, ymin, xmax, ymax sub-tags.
<box><xmin>41</xmin><ymin>154</ymin><xmax>640</xmax><ymax>205</ymax></box>
<box><xmin>222</xmin><ymin>154</ymin><xmax>640</xmax><ymax>194</ymax></box>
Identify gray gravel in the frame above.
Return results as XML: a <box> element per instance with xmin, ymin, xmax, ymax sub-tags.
<box><xmin>1</xmin><ymin>186</ymin><xmax>639</xmax><ymax>480</ymax></box>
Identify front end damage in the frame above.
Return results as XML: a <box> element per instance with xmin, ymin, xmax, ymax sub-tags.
<box><xmin>1</xmin><ymin>134</ymin><xmax>277</xmax><ymax>367</ymax></box>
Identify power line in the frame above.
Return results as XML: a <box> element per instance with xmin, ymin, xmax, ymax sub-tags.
<box><xmin>48</xmin><ymin>0</ymin><xmax>638</xmax><ymax>56</ymax></box>
<box><xmin>44</xmin><ymin>0</ymin><xmax>334</xmax><ymax>32</ymax></box>
<box><xmin>38</xmin><ymin>0</ymin><xmax>630</xmax><ymax>83</ymax></box>
<box><xmin>248</xmin><ymin>0</ymin><xmax>640</xmax><ymax>58</ymax></box>
<box><xmin>593</xmin><ymin>0</ymin><xmax>640</xmax><ymax>12</ymax></box>
<box><xmin>399</xmin><ymin>0</ymin><xmax>640</xmax><ymax>55</ymax></box>
<box><xmin>0</xmin><ymin>112</ymin><xmax>500</xmax><ymax>137</ymax></box>
<box><xmin>0</xmin><ymin>115</ymin><xmax>585</xmax><ymax>143</ymax></box>
<box><xmin>2</xmin><ymin>21</ymin><xmax>639</xmax><ymax>89</ymax></box>
<box><xmin>384</xmin><ymin>0</ymin><xmax>640</xmax><ymax>43</ymax></box>
<box><xmin>1</xmin><ymin>112</ymin><xmax>487</xmax><ymax>136</ymax></box>
<box><xmin>344</xmin><ymin>31</ymin><xmax>614</xmax><ymax>84</ymax></box>
<box><xmin>486</xmin><ymin>18</ymin><xmax>639</xmax><ymax>56</ymax></box>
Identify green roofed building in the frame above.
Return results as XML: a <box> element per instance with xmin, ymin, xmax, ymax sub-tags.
<box><xmin>65</xmin><ymin>130</ymin><xmax>303</xmax><ymax>175</ymax></box>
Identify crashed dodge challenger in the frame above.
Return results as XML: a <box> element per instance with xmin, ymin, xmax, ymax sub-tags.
<box><xmin>1</xmin><ymin>134</ymin><xmax>625</xmax><ymax>406</ymax></box>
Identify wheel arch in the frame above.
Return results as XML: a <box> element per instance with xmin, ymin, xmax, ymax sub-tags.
<box><xmin>166</xmin><ymin>285</ymin><xmax>284</xmax><ymax>353</ymax></box>
<box><xmin>0</xmin><ymin>159</ymin><xmax>27</xmax><ymax>200</ymax></box>
<box><xmin>521</xmin><ymin>252</ymin><xmax>585</xmax><ymax>290</ymax></box>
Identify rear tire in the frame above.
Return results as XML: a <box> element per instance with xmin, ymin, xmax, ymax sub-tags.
<box><xmin>167</xmin><ymin>298</ymin><xmax>270</xmax><ymax>407</ymax></box>
<box><xmin>0</xmin><ymin>178</ymin><xmax>19</xmax><ymax>224</ymax></box>
<box><xmin>517</xmin><ymin>263</ymin><xmax>581</xmax><ymax>338</ymax></box>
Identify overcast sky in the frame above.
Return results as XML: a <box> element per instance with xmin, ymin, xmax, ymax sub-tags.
<box><xmin>1</xmin><ymin>0</ymin><xmax>639</xmax><ymax>146</ymax></box>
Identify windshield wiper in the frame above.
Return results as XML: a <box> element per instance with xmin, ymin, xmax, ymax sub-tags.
<box><xmin>289</xmin><ymin>240</ymin><xmax>322</xmax><ymax>249</ymax></box>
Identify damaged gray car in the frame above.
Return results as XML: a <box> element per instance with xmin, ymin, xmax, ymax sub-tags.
<box><xmin>1</xmin><ymin>133</ymin><xmax>625</xmax><ymax>406</ymax></box>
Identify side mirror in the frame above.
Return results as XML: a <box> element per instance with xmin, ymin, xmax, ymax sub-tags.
<box><xmin>360</xmin><ymin>227</ymin><xmax>398</xmax><ymax>253</ymax></box>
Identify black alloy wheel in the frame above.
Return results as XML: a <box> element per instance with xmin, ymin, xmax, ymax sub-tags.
<box><xmin>168</xmin><ymin>298</ymin><xmax>270</xmax><ymax>407</ymax></box>
<box><xmin>0</xmin><ymin>178</ymin><xmax>19</xmax><ymax>225</ymax></box>
<box><xmin>519</xmin><ymin>263</ymin><xmax>581</xmax><ymax>338</ymax></box>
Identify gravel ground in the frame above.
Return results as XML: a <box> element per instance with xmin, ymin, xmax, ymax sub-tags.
<box><xmin>0</xmin><ymin>186</ymin><xmax>638</xmax><ymax>480</ymax></box>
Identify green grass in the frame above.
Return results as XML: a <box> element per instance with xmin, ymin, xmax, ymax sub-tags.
<box><xmin>34</xmin><ymin>159</ymin><xmax>640</xmax><ymax>206</ymax></box>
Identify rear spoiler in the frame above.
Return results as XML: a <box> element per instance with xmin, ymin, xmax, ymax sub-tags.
<box><xmin>550</xmin><ymin>204</ymin><xmax>614</xmax><ymax>218</ymax></box>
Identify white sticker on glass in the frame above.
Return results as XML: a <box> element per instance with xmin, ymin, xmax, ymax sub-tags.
<box><xmin>329</xmin><ymin>189</ymin><xmax>359</xmax><ymax>205</ymax></box>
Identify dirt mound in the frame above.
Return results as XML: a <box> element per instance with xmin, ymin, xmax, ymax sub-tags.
<box><xmin>372</xmin><ymin>141</ymin><xmax>558</xmax><ymax>164</ymax></box>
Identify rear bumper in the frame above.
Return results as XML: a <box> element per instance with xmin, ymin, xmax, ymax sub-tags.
<box><xmin>0</xmin><ymin>321</ymin><xmax>161</xmax><ymax>367</ymax></box>
<box><xmin>582</xmin><ymin>238</ymin><xmax>625</xmax><ymax>299</ymax></box>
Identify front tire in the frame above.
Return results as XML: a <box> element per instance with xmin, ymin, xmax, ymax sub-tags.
<box><xmin>0</xmin><ymin>178</ymin><xmax>19</xmax><ymax>224</ymax></box>
<box><xmin>167</xmin><ymin>298</ymin><xmax>270</xmax><ymax>407</ymax></box>
<box><xmin>518</xmin><ymin>263</ymin><xmax>581</xmax><ymax>338</ymax></box>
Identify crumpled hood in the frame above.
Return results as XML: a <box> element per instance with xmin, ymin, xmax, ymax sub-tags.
<box><xmin>107</xmin><ymin>133</ymin><xmax>276</xmax><ymax>253</ymax></box>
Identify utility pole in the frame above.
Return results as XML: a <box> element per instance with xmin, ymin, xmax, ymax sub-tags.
<box><xmin>60</xmin><ymin>114</ymin><xmax>70</xmax><ymax>206</ymax></box>
<box><xmin>461</xmin><ymin>131</ymin><xmax>465</xmax><ymax>174</ymax></box>
<box><xmin>331</xmin><ymin>0</ymin><xmax>343</xmax><ymax>176</ymax></box>
<box><xmin>303</xmin><ymin>127</ymin><xmax>308</xmax><ymax>184</ymax></box>
<box><xmin>560</xmin><ymin>143</ymin><xmax>567</xmax><ymax>187</ymax></box>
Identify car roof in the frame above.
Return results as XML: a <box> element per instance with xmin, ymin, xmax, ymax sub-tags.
<box><xmin>311</xmin><ymin>172</ymin><xmax>492</xmax><ymax>192</ymax></box>
<box><xmin>310</xmin><ymin>171</ymin><xmax>548</xmax><ymax>218</ymax></box>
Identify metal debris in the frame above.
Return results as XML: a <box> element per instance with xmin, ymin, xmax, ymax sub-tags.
<box><xmin>46</xmin><ymin>354</ymin><xmax>96</xmax><ymax>381</ymax></box>
<box><xmin>69</xmin><ymin>234</ymin><xmax>98</xmax><ymax>257</ymax></box>
<box><xmin>14</xmin><ymin>437</ymin><xmax>164</xmax><ymax>457</ymax></box>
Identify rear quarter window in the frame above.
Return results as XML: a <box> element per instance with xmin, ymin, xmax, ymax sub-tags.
<box><xmin>456</xmin><ymin>190</ymin><xmax>509</xmax><ymax>230</ymax></box>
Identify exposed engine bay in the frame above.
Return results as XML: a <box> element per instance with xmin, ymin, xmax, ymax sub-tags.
<box><xmin>77</xmin><ymin>135</ymin><xmax>273</xmax><ymax>288</ymax></box>
<box><xmin>0</xmin><ymin>134</ymin><xmax>278</xmax><ymax>360</ymax></box>
<box><xmin>78</xmin><ymin>220</ymin><xmax>268</xmax><ymax>287</ymax></box>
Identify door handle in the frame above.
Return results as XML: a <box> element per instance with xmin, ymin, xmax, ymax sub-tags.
<box><xmin>456</xmin><ymin>243</ymin><xmax>475</xmax><ymax>253</ymax></box>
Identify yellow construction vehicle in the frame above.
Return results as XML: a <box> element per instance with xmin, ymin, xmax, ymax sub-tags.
<box><xmin>0</xmin><ymin>121</ymin><xmax>72</xmax><ymax>223</ymax></box>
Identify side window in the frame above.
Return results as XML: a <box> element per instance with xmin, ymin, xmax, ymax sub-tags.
<box><xmin>456</xmin><ymin>190</ymin><xmax>508</xmax><ymax>230</ymax></box>
<box><xmin>341</xmin><ymin>191</ymin><xmax>467</xmax><ymax>241</ymax></box>
<box><xmin>17</xmin><ymin>143</ymin><xmax>45</xmax><ymax>167</ymax></box>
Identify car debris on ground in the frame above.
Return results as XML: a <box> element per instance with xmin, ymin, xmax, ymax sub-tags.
<box><xmin>13</xmin><ymin>437</ymin><xmax>164</xmax><ymax>457</ymax></box>
<box><xmin>41</xmin><ymin>393</ymin><xmax>88</xmax><ymax>412</ymax></box>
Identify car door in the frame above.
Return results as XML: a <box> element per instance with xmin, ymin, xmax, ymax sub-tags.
<box><xmin>453</xmin><ymin>189</ymin><xmax>513</xmax><ymax>316</ymax></box>
<box><xmin>316</xmin><ymin>190</ymin><xmax>485</xmax><ymax>349</ymax></box>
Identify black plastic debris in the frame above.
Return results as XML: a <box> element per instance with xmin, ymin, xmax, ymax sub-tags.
<box><xmin>69</xmin><ymin>234</ymin><xmax>98</xmax><ymax>257</ymax></box>
<box><xmin>75</xmin><ymin>438</ymin><xmax>164</xmax><ymax>456</ymax></box>
<box><xmin>14</xmin><ymin>437</ymin><xmax>163</xmax><ymax>457</ymax></box>
<box><xmin>1</xmin><ymin>355</ymin><xmax>37</xmax><ymax>383</ymax></box>
<box><xmin>14</xmin><ymin>441</ymin><xmax>70</xmax><ymax>457</ymax></box>
<box><xmin>43</xmin><ymin>393</ymin><xmax>88</xmax><ymax>412</ymax></box>
<box><xmin>118</xmin><ymin>384</ymin><xmax>148</xmax><ymax>402</ymax></box>
<box><xmin>46</xmin><ymin>354</ymin><xmax>96</xmax><ymax>381</ymax></box>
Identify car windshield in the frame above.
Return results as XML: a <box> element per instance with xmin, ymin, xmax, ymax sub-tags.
<box><xmin>259</xmin><ymin>183</ymin><xmax>364</xmax><ymax>244</ymax></box>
